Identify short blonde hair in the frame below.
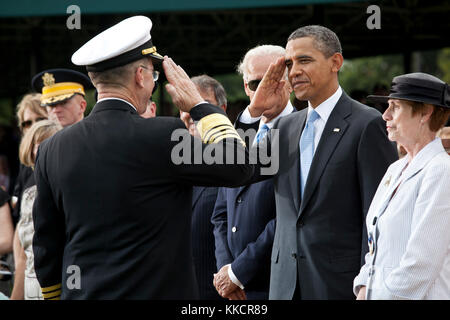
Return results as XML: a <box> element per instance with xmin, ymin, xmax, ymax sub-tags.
<box><xmin>16</xmin><ymin>93</ymin><xmax>47</xmax><ymax>132</ymax></box>
<box><xmin>19</xmin><ymin>120</ymin><xmax>62</xmax><ymax>168</ymax></box>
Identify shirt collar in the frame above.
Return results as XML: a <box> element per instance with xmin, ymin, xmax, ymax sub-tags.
<box><xmin>260</xmin><ymin>100</ymin><xmax>295</xmax><ymax>130</ymax></box>
<box><xmin>96</xmin><ymin>97</ymin><xmax>137</xmax><ymax>112</ymax></box>
<box><xmin>307</xmin><ymin>86</ymin><xmax>342</xmax><ymax>122</ymax></box>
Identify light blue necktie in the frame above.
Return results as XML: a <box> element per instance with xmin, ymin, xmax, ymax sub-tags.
<box><xmin>255</xmin><ymin>124</ymin><xmax>270</xmax><ymax>144</ymax></box>
<box><xmin>299</xmin><ymin>110</ymin><xmax>320</xmax><ymax>197</ymax></box>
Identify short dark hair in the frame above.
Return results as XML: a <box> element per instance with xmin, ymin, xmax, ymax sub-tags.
<box><xmin>407</xmin><ymin>100</ymin><xmax>450</xmax><ymax>132</ymax></box>
<box><xmin>287</xmin><ymin>25</ymin><xmax>342</xmax><ymax>58</ymax></box>
<box><xmin>191</xmin><ymin>75</ymin><xmax>227</xmax><ymax>107</ymax></box>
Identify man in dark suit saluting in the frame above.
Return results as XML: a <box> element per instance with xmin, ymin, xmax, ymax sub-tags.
<box><xmin>31</xmin><ymin>16</ymin><xmax>252</xmax><ymax>300</ymax></box>
<box><xmin>248</xmin><ymin>25</ymin><xmax>398</xmax><ymax>299</ymax></box>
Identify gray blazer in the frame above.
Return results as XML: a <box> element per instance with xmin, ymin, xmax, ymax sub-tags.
<box><xmin>262</xmin><ymin>92</ymin><xmax>398</xmax><ymax>299</ymax></box>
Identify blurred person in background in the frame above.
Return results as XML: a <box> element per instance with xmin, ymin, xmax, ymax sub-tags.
<box><xmin>140</xmin><ymin>98</ymin><xmax>157</xmax><ymax>118</ymax></box>
<box><xmin>10</xmin><ymin>120</ymin><xmax>62</xmax><ymax>300</ymax></box>
<box><xmin>11</xmin><ymin>93</ymin><xmax>47</xmax><ymax>226</ymax></box>
<box><xmin>180</xmin><ymin>74</ymin><xmax>227</xmax><ymax>300</ymax></box>
<box><xmin>31</xmin><ymin>68</ymin><xmax>91</xmax><ymax>128</ymax></box>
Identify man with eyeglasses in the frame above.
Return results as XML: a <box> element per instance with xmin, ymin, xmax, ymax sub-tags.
<box><xmin>31</xmin><ymin>69</ymin><xmax>91</xmax><ymax>128</ymax></box>
<box><xmin>32</xmin><ymin>16</ymin><xmax>251</xmax><ymax>300</ymax></box>
<box><xmin>212</xmin><ymin>45</ymin><xmax>293</xmax><ymax>300</ymax></box>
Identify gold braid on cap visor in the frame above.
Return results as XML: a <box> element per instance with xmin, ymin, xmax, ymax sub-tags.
<box><xmin>142</xmin><ymin>46</ymin><xmax>164</xmax><ymax>59</ymax></box>
<box><xmin>41</xmin><ymin>82</ymin><xmax>85</xmax><ymax>105</ymax></box>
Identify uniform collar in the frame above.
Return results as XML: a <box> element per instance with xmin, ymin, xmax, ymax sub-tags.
<box><xmin>91</xmin><ymin>98</ymin><xmax>138</xmax><ymax>114</ymax></box>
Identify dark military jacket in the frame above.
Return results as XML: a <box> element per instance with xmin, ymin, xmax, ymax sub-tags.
<box><xmin>32</xmin><ymin>99</ymin><xmax>251</xmax><ymax>300</ymax></box>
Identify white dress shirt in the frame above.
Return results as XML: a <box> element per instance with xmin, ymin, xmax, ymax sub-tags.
<box><xmin>304</xmin><ymin>86</ymin><xmax>342</xmax><ymax>152</ymax></box>
<box><xmin>240</xmin><ymin>101</ymin><xmax>295</xmax><ymax>147</ymax></box>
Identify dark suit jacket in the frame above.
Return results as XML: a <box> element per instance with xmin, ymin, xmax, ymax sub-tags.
<box><xmin>32</xmin><ymin>99</ymin><xmax>253</xmax><ymax>299</ymax></box>
<box><xmin>191</xmin><ymin>186</ymin><xmax>224</xmax><ymax>300</ymax></box>
<box><xmin>212</xmin><ymin>183</ymin><xmax>275</xmax><ymax>299</ymax></box>
<box><xmin>212</xmin><ymin>116</ymin><xmax>276</xmax><ymax>300</ymax></box>
<box><xmin>252</xmin><ymin>92</ymin><xmax>398</xmax><ymax>299</ymax></box>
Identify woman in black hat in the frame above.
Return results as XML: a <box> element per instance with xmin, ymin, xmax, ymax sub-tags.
<box><xmin>353</xmin><ymin>72</ymin><xmax>450</xmax><ymax>300</ymax></box>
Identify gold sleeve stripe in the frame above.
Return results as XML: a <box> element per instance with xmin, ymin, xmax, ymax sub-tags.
<box><xmin>197</xmin><ymin>113</ymin><xmax>245</xmax><ymax>147</ymax></box>
<box><xmin>210</xmin><ymin>133</ymin><xmax>246</xmax><ymax>146</ymax></box>
<box><xmin>43</xmin><ymin>290</ymin><xmax>62</xmax><ymax>299</ymax></box>
<box><xmin>41</xmin><ymin>283</ymin><xmax>62</xmax><ymax>293</ymax></box>
<box><xmin>47</xmin><ymin>296</ymin><xmax>61</xmax><ymax>300</ymax></box>
<box><xmin>203</xmin><ymin>124</ymin><xmax>234</xmax><ymax>142</ymax></box>
<box><xmin>206</xmin><ymin>129</ymin><xmax>241</xmax><ymax>144</ymax></box>
<box><xmin>207</xmin><ymin>132</ymin><xmax>242</xmax><ymax>144</ymax></box>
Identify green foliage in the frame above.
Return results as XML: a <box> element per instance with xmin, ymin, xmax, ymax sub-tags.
<box><xmin>437</xmin><ymin>48</ymin><xmax>450</xmax><ymax>83</ymax></box>
<box><xmin>339</xmin><ymin>54</ymin><xmax>403</xmax><ymax>95</ymax></box>
<box><xmin>0</xmin><ymin>98</ymin><xmax>15</xmax><ymax>127</ymax></box>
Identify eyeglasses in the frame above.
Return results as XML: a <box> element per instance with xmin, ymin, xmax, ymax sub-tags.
<box><xmin>21</xmin><ymin>117</ymin><xmax>47</xmax><ymax>130</ymax></box>
<box><xmin>247</xmin><ymin>79</ymin><xmax>262</xmax><ymax>91</ymax></box>
<box><xmin>140</xmin><ymin>65</ymin><xmax>159</xmax><ymax>82</ymax></box>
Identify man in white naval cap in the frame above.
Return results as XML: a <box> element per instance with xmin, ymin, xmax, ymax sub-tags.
<box><xmin>32</xmin><ymin>16</ymin><xmax>252</xmax><ymax>300</ymax></box>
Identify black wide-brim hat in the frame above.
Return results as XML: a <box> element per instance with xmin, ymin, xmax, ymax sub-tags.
<box><xmin>32</xmin><ymin>68</ymin><xmax>92</xmax><ymax>107</ymax></box>
<box><xmin>367</xmin><ymin>72</ymin><xmax>450</xmax><ymax>109</ymax></box>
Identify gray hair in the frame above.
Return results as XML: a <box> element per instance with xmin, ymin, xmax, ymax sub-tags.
<box><xmin>237</xmin><ymin>45</ymin><xmax>286</xmax><ymax>82</ymax></box>
<box><xmin>287</xmin><ymin>25</ymin><xmax>342</xmax><ymax>58</ymax></box>
<box><xmin>88</xmin><ymin>58</ymin><xmax>148</xmax><ymax>88</ymax></box>
<box><xmin>191</xmin><ymin>75</ymin><xmax>227</xmax><ymax>107</ymax></box>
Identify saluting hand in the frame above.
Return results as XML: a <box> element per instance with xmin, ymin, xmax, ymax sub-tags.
<box><xmin>248</xmin><ymin>56</ymin><xmax>290</xmax><ymax>118</ymax></box>
<box><xmin>163</xmin><ymin>56</ymin><xmax>204</xmax><ymax>112</ymax></box>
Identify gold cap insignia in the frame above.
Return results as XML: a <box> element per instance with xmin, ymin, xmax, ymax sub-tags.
<box><xmin>42</xmin><ymin>73</ymin><xmax>55</xmax><ymax>87</ymax></box>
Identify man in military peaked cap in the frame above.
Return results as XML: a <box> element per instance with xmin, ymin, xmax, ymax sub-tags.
<box><xmin>32</xmin><ymin>68</ymin><xmax>91</xmax><ymax>127</ymax></box>
<box><xmin>32</xmin><ymin>15</ymin><xmax>253</xmax><ymax>300</ymax></box>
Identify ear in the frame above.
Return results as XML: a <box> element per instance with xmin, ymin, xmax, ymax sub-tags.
<box><xmin>80</xmin><ymin>98</ymin><xmax>87</xmax><ymax>113</ymax></box>
<box><xmin>421</xmin><ymin>104</ymin><xmax>434</xmax><ymax>123</ymax></box>
<box><xmin>135</xmin><ymin>66</ymin><xmax>145</xmax><ymax>88</ymax></box>
<box><xmin>220</xmin><ymin>104</ymin><xmax>227</xmax><ymax>112</ymax></box>
<box><xmin>330</xmin><ymin>52</ymin><xmax>344</xmax><ymax>73</ymax></box>
<box><xmin>150</xmin><ymin>102</ymin><xmax>157</xmax><ymax>114</ymax></box>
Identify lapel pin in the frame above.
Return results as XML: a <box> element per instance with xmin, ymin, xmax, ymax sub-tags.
<box><xmin>333</xmin><ymin>128</ymin><xmax>340</xmax><ymax>132</ymax></box>
<box><xmin>384</xmin><ymin>175</ymin><xmax>391</xmax><ymax>187</ymax></box>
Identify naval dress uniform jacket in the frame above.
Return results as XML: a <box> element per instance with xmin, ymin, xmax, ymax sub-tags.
<box><xmin>191</xmin><ymin>186</ymin><xmax>224</xmax><ymax>300</ymax></box>
<box><xmin>248</xmin><ymin>91</ymin><xmax>398</xmax><ymax>299</ymax></box>
<box><xmin>32</xmin><ymin>99</ymin><xmax>252</xmax><ymax>300</ymax></box>
<box><xmin>354</xmin><ymin>138</ymin><xmax>450</xmax><ymax>299</ymax></box>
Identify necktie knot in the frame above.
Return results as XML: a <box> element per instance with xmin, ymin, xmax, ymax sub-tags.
<box><xmin>307</xmin><ymin>110</ymin><xmax>320</xmax><ymax>123</ymax></box>
<box><xmin>255</xmin><ymin>124</ymin><xmax>270</xmax><ymax>144</ymax></box>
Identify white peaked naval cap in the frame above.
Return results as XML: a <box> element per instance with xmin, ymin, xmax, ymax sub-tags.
<box><xmin>71</xmin><ymin>16</ymin><xmax>163</xmax><ymax>72</ymax></box>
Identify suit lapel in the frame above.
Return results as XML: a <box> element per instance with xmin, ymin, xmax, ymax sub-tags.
<box><xmin>192</xmin><ymin>186</ymin><xmax>206</xmax><ymax>208</ymax></box>
<box><xmin>288</xmin><ymin>111</ymin><xmax>307</xmax><ymax>213</ymax></box>
<box><xmin>299</xmin><ymin>94</ymin><xmax>351</xmax><ymax>216</ymax></box>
